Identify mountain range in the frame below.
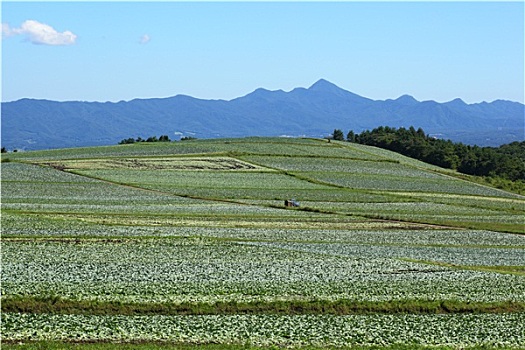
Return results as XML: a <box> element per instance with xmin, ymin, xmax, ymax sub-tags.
<box><xmin>2</xmin><ymin>79</ymin><xmax>523</xmax><ymax>150</ymax></box>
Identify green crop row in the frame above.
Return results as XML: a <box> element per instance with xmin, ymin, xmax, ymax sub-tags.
<box><xmin>3</xmin><ymin>239</ymin><xmax>524</xmax><ymax>304</ymax></box>
<box><xmin>3</xmin><ymin>313</ymin><xmax>525</xmax><ymax>346</ymax></box>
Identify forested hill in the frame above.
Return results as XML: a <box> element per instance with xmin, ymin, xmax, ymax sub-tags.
<box><xmin>337</xmin><ymin>126</ymin><xmax>524</xmax><ymax>189</ymax></box>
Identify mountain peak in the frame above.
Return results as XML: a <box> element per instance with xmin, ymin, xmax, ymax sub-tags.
<box><xmin>308</xmin><ymin>79</ymin><xmax>341</xmax><ymax>92</ymax></box>
<box><xmin>251</xmin><ymin>87</ymin><xmax>271</xmax><ymax>94</ymax></box>
<box><xmin>446</xmin><ymin>98</ymin><xmax>467</xmax><ymax>105</ymax></box>
<box><xmin>241</xmin><ymin>87</ymin><xmax>287</xmax><ymax>101</ymax></box>
<box><xmin>395</xmin><ymin>94</ymin><xmax>418</xmax><ymax>105</ymax></box>
<box><xmin>443</xmin><ymin>98</ymin><xmax>469</xmax><ymax>110</ymax></box>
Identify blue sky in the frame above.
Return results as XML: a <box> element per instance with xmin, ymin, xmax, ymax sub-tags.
<box><xmin>2</xmin><ymin>1</ymin><xmax>524</xmax><ymax>103</ymax></box>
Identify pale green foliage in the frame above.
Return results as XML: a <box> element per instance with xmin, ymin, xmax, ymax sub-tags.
<box><xmin>3</xmin><ymin>238</ymin><xmax>525</xmax><ymax>304</ymax></box>
<box><xmin>2</xmin><ymin>138</ymin><xmax>525</xmax><ymax>346</ymax></box>
<box><xmin>3</xmin><ymin>313</ymin><xmax>525</xmax><ymax>346</ymax></box>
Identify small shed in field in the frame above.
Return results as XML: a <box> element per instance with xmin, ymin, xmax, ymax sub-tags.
<box><xmin>284</xmin><ymin>199</ymin><xmax>300</xmax><ymax>207</ymax></box>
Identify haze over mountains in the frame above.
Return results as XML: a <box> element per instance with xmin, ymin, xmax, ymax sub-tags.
<box><xmin>2</xmin><ymin>79</ymin><xmax>523</xmax><ymax>150</ymax></box>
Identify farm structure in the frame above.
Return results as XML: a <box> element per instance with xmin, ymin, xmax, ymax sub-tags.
<box><xmin>284</xmin><ymin>199</ymin><xmax>300</xmax><ymax>207</ymax></box>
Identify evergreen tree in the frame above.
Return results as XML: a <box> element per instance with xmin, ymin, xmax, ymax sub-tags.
<box><xmin>346</xmin><ymin>130</ymin><xmax>356</xmax><ymax>143</ymax></box>
<box><xmin>119</xmin><ymin>138</ymin><xmax>135</xmax><ymax>145</ymax></box>
<box><xmin>333</xmin><ymin>129</ymin><xmax>344</xmax><ymax>141</ymax></box>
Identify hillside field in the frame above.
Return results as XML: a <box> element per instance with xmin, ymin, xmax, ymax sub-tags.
<box><xmin>1</xmin><ymin>137</ymin><xmax>524</xmax><ymax>349</ymax></box>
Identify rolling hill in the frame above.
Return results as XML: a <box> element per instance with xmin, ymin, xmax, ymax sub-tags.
<box><xmin>2</xmin><ymin>137</ymin><xmax>524</xmax><ymax>348</ymax></box>
<box><xmin>2</xmin><ymin>79</ymin><xmax>523</xmax><ymax>150</ymax></box>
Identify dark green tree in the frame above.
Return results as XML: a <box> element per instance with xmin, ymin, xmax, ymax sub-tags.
<box><xmin>119</xmin><ymin>138</ymin><xmax>135</xmax><ymax>145</ymax></box>
<box><xmin>333</xmin><ymin>129</ymin><xmax>344</xmax><ymax>141</ymax></box>
<box><xmin>346</xmin><ymin>130</ymin><xmax>356</xmax><ymax>143</ymax></box>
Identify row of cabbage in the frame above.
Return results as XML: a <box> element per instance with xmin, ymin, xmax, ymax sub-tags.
<box><xmin>387</xmin><ymin>191</ymin><xmax>524</xmax><ymax>212</ymax></box>
<box><xmin>1</xmin><ymin>181</ymin><xmax>190</xmax><ymax>206</ymax></box>
<box><xmin>3</xmin><ymin>163</ymin><xmax>355</xmax><ymax>232</ymax></box>
<box><xmin>52</xmin><ymin>157</ymin><xmax>265</xmax><ymax>171</ymax></box>
<box><xmin>304</xmin><ymin>201</ymin><xmax>523</xmax><ymax>227</ymax></box>
<box><xmin>129</xmin><ymin>227</ymin><xmax>523</xmax><ymax>247</ymax></box>
<box><xmin>66</xmin><ymin>160</ymin><xmax>523</xmax><ymax>204</ymax></box>
<box><xmin>3</xmin><ymin>210</ymin><xmax>363</xmax><ymax>231</ymax></box>
<box><xmin>1</xmin><ymin>163</ymin><xmax>188</xmax><ymax>203</ymax></box>
<box><xmin>244</xmin><ymin>241</ymin><xmax>525</xmax><ymax>267</ymax></box>
<box><xmin>5</xmin><ymin>159</ymin><xmax>521</xmax><ymax>230</ymax></box>
<box><xmin>3</xmin><ymin>239</ymin><xmax>524</xmax><ymax>303</ymax></box>
<box><xmin>73</xmin><ymin>169</ymin><xmax>325</xmax><ymax>190</ymax></box>
<box><xmin>242</xmin><ymin>155</ymin><xmax>443</xmax><ymax>178</ymax></box>
<box><xmin>3</xmin><ymin>160</ymin><xmax>522</xmax><ymax>234</ymax></box>
<box><xmin>3</xmin><ymin>313</ymin><xmax>524</xmax><ymax>346</ymax></box>
<box><xmin>337</xmin><ymin>141</ymin><xmax>461</xmax><ymax>171</ymax></box>
<box><xmin>3</xmin><ymin>202</ymin><xmax>308</xmax><ymax>216</ymax></box>
<box><xmin>6</xmin><ymin>208</ymin><xmax>508</xmax><ymax>246</ymax></box>
<box><xmin>2</xmin><ymin>213</ymin><xmax>372</xmax><ymax>235</ymax></box>
<box><xmin>3</xmin><ymin>138</ymin><xmax>377</xmax><ymax>161</ymax></box>
<box><xmin>300</xmin><ymin>171</ymin><xmax>519</xmax><ymax>197</ymax></box>
<box><xmin>1</xmin><ymin>162</ymin><xmax>99</xmax><ymax>183</ymax></box>
<box><xmin>301</xmin><ymin>201</ymin><xmax>501</xmax><ymax>216</ymax></box>
<box><xmin>4</xmin><ymin>210</ymin><xmax>521</xmax><ymax>245</ymax></box>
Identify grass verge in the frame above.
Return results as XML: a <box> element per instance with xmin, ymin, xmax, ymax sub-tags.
<box><xmin>2</xmin><ymin>341</ymin><xmax>524</xmax><ymax>350</ymax></box>
<box><xmin>401</xmin><ymin>258</ymin><xmax>525</xmax><ymax>276</ymax></box>
<box><xmin>3</xmin><ymin>297</ymin><xmax>524</xmax><ymax>316</ymax></box>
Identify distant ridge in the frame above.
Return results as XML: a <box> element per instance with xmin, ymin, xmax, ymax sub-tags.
<box><xmin>2</xmin><ymin>79</ymin><xmax>523</xmax><ymax>150</ymax></box>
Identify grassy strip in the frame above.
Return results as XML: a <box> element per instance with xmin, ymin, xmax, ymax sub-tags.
<box><xmin>451</xmin><ymin>221</ymin><xmax>525</xmax><ymax>235</ymax></box>
<box><xmin>2</xmin><ymin>341</ymin><xmax>523</xmax><ymax>350</ymax></box>
<box><xmin>446</xmin><ymin>171</ymin><xmax>525</xmax><ymax>196</ymax></box>
<box><xmin>401</xmin><ymin>258</ymin><xmax>525</xmax><ymax>276</ymax></box>
<box><xmin>381</xmin><ymin>216</ymin><xmax>525</xmax><ymax>235</ymax></box>
<box><xmin>3</xmin><ymin>297</ymin><xmax>524</xmax><ymax>316</ymax></box>
<box><xmin>3</xmin><ymin>236</ymin><xmax>525</xmax><ymax>250</ymax></box>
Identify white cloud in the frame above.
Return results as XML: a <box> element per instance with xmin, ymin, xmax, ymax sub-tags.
<box><xmin>2</xmin><ymin>23</ymin><xmax>16</xmax><ymax>38</ymax></box>
<box><xmin>139</xmin><ymin>34</ymin><xmax>151</xmax><ymax>44</ymax></box>
<box><xmin>2</xmin><ymin>20</ymin><xmax>76</xmax><ymax>46</ymax></box>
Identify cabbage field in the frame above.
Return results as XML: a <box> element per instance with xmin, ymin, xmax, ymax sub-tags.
<box><xmin>1</xmin><ymin>137</ymin><xmax>524</xmax><ymax>349</ymax></box>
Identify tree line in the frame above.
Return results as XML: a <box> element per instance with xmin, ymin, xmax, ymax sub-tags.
<box><xmin>119</xmin><ymin>135</ymin><xmax>196</xmax><ymax>144</ymax></box>
<box><xmin>332</xmin><ymin>126</ymin><xmax>524</xmax><ymax>182</ymax></box>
